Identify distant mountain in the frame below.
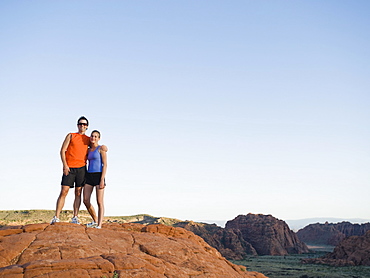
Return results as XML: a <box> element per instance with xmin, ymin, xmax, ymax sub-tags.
<box><xmin>195</xmin><ymin>219</ymin><xmax>227</xmax><ymax>227</ymax></box>
<box><xmin>196</xmin><ymin>218</ymin><xmax>370</xmax><ymax>232</ymax></box>
<box><xmin>286</xmin><ymin>218</ymin><xmax>370</xmax><ymax>232</ymax></box>
<box><xmin>297</xmin><ymin>221</ymin><xmax>370</xmax><ymax>246</ymax></box>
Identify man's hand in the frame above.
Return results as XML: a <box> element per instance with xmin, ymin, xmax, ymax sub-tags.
<box><xmin>63</xmin><ymin>165</ymin><xmax>70</xmax><ymax>176</ymax></box>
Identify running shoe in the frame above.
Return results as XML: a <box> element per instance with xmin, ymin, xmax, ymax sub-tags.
<box><xmin>95</xmin><ymin>226</ymin><xmax>101</xmax><ymax>229</ymax></box>
<box><xmin>50</xmin><ymin>216</ymin><xmax>60</xmax><ymax>224</ymax></box>
<box><xmin>71</xmin><ymin>216</ymin><xmax>80</xmax><ymax>224</ymax></box>
<box><xmin>86</xmin><ymin>221</ymin><xmax>97</xmax><ymax>228</ymax></box>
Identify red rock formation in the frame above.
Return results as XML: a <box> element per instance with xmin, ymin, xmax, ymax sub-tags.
<box><xmin>174</xmin><ymin>221</ymin><xmax>257</xmax><ymax>260</ymax></box>
<box><xmin>226</xmin><ymin>214</ymin><xmax>309</xmax><ymax>256</ymax></box>
<box><xmin>302</xmin><ymin>231</ymin><xmax>370</xmax><ymax>266</ymax></box>
<box><xmin>0</xmin><ymin>222</ymin><xmax>267</xmax><ymax>278</ymax></box>
<box><xmin>297</xmin><ymin>221</ymin><xmax>370</xmax><ymax>246</ymax></box>
<box><xmin>175</xmin><ymin>214</ymin><xmax>309</xmax><ymax>258</ymax></box>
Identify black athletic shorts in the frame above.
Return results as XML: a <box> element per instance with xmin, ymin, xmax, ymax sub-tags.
<box><xmin>86</xmin><ymin>172</ymin><xmax>106</xmax><ymax>187</ymax></box>
<box><xmin>61</xmin><ymin>166</ymin><xmax>86</xmax><ymax>188</ymax></box>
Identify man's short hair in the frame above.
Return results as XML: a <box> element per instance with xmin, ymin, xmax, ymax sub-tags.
<box><xmin>77</xmin><ymin>116</ymin><xmax>89</xmax><ymax>126</ymax></box>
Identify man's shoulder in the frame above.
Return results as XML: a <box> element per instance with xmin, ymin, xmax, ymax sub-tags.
<box><xmin>70</xmin><ymin>133</ymin><xmax>89</xmax><ymax>142</ymax></box>
<box><xmin>71</xmin><ymin>132</ymin><xmax>89</xmax><ymax>138</ymax></box>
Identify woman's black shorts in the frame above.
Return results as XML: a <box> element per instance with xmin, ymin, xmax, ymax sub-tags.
<box><xmin>86</xmin><ymin>172</ymin><xmax>106</xmax><ymax>186</ymax></box>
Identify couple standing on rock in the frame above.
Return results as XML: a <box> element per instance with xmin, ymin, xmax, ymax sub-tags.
<box><xmin>50</xmin><ymin>116</ymin><xmax>108</xmax><ymax>229</ymax></box>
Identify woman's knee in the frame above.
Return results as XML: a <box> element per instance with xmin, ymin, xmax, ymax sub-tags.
<box><xmin>83</xmin><ymin>198</ymin><xmax>91</xmax><ymax>206</ymax></box>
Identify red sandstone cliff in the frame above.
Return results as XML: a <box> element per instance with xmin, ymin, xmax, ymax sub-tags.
<box><xmin>226</xmin><ymin>214</ymin><xmax>309</xmax><ymax>256</ymax></box>
<box><xmin>175</xmin><ymin>214</ymin><xmax>309</xmax><ymax>259</ymax></box>
<box><xmin>0</xmin><ymin>222</ymin><xmax>266</xmax><ymax>278</ymax></box>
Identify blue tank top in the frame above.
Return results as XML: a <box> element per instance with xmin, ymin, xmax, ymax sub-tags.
<box><xmin>87</xmin><ymin>146</ymin><xmax>103</xmax><ymax>173</ymax></box>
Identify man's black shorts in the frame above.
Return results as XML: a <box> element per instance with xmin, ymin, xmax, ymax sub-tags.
<box><xmin>86</xmin><ymin>172</ymin><xmax>106</xmax><ymax>187</ymax></box>
<box><xmin>61</xmin><ymin>166</ymin><xmax>86</xmax><ymax>188</ymax></box>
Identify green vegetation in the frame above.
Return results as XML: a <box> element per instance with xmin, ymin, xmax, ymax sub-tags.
<box><xmin>105</xmin><ymin>214</ymin><xmax>182</xmax><ymax>226</ymax></box>
<box><xmin>0</xmin><ymin>210</ymin><xmax>182</xmax><ymax>227</ymax></box>
<box><xmin>102</xmin><ymin>271</ymin><xmax>119</xmax><ymax>278</ymax></box>
<box><xmin>233</xmin><ymin>253</ymin><xmax>370</xmax><ymax>278</ymax></box>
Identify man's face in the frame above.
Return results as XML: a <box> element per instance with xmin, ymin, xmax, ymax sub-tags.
<box><xmin>77</xmin><ymin>120</ymin><xmax>88</xmax><ymax>133</ymax></box>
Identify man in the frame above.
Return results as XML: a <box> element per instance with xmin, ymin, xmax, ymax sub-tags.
<box><xmin>51</xmin><ymin>116</ymin><xmax>102</xmax><ymax>224</ymax></box>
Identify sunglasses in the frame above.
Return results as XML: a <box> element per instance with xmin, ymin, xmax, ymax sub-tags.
<box><xmin>78</xmin><ymin>123</ymin><xmax>88</xmax><ymax>126</ymax></box>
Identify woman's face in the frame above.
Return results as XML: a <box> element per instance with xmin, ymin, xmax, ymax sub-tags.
<box><xmin>90</xmin><ymin>132</ymin><xmax>100</xmax><ymax>144</ymax></box>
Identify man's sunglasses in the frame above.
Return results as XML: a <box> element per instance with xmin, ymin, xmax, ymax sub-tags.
<box><xmin>78</xmin><ymin>123</ymin><xmax>88</xmax><ymax>126</ymax></box>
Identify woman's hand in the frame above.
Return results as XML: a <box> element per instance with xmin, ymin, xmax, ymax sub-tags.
<box><xmin>99</xmin><ymin>181</ymin><xmax>106</xmax><ymax>189</ymax></box>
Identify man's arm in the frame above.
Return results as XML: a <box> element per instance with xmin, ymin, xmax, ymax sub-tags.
<box><xmin>60</xmin><ymin>133</ymin><xmax>72</xmax><ymax>176</ymax></box>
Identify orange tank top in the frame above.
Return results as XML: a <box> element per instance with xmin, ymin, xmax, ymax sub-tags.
<box><xmin>65</xmin><ymin>133</ymin><xmax>90</xmax><ymax>168</ymax></box>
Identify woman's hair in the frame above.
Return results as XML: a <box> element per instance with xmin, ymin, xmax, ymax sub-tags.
<box><xmin>77</xmin><ymin>116</ymin><xmax>89</xmax><ymax>126</ymax></box>
<box><xmin>91</xmin><ymin>130</ymin><xmax>101</xmax><ymax>138</ymax></box>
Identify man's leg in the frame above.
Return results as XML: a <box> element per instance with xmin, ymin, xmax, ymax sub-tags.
<box><xmin>83</xmin><ymin>184</ymin><xmax>98</xmax><ymax>223</ymax></box>
<box><xmin>55</xmin><ymin>185</ymin><xmax>70</xmax><ymax>218</ymax></box>
<box><xmin>73</xmin><ymin>166</ymin><xmax>86</xmax><ymax>219</ymax></box>
<box><xmin>73</xmin><ymin>186</ymin><xmax>83</xmax><ymax>218</ymax></box>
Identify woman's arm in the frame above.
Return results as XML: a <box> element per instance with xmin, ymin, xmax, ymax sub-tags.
<box><xmin>99</xmin><ymin>147</ymin><xmax>108</xmax><ymax>189</ymax></box>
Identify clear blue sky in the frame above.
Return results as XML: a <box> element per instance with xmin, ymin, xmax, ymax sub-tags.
<box><xmin>1</xmin><ymin>1</ymin><xmax>369</xmax><ymax>223</ymax></box>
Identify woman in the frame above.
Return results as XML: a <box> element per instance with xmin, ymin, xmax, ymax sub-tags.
<box><xmin>83</xmin><ymin>130</ymin><xmax>107</xmax><ymax>229</ymax></box>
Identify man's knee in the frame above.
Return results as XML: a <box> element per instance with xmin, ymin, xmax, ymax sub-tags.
<box><xmin>74</xmin><ymin>187</ymin><xmax>83</xmax><ymax>196</ymax></box>
<box><xmin>59</xmin><ymin>186</ymin><xmax>70</xmax><ymax>197</ymax></box>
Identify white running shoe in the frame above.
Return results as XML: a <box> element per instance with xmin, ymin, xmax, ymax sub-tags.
<box><xmin>71</xmin><ymin>216</ymin><xmax>80</xmax><ymax>224</ymax></box>
<box><xmin>86</xmin><ymin>221</ymin><xmax>97</xmax><ymax>228</ymax></box>
<box><xmin>50</xmin><ymin>216</ymin><xmax>60</xmax><ymax>224</ymax></box>
<box><xmin>95</xmin><ymin>226</ymin><xmax>101</xmax><ymax>229</ymax></box>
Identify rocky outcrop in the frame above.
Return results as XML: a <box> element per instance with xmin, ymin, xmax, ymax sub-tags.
<box><xmin>297</xmin><ymin>221</ymin><xmax>370</xmax><ymax>246</ymax></box>
<box><xmin>175</xmin><ymin>214</ymin><xmax>309</xmax><ymax>259</ymax></box>
<box><xmin>226</xmin><ymin>214</ymin><xmax>309</xmax><ymax>256</ymax></box>
<box><xmin>174</xmin><ymin>221</ymin><xmax>257</xmax><ymax>260</ymax></box>
<box><xmin>302</xmin><ymin>230</ymin><xmax>370</xmax><ymax>266</ymax></box>
<box><xmin>0</xmin><ymin>222</ymin><xmax>266</xmax><ymax>278</ymax></box>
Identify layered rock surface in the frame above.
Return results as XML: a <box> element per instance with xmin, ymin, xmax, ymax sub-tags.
<box><xmin>0</xmin><ymin>222</ymin><xmax>266</xmax><ymax>278</ymax></box>
<box><xmin>297</xmin><ymin>221</ymin><xmax>370</xmax><ymax>246</ymax></box>
<box><xmin>302</xmin><ymin>230</ymin><xmax>370</xmax><ymax>266</ymax></box>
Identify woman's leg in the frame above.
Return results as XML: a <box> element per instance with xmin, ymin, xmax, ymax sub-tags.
<box><xmin>83</xmin><ymin>184</ymin><xmax>97</xmax><ymax>223</ymax></box>
<box><xmin>96</xmin><ymin>187</ymin><xmax>105</xmax><ymax>227</ymax></box>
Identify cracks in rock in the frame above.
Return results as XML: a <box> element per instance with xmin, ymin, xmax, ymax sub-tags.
<box><xmin>130</xmin><ymin>234</ymin><xmax>136</xmax><ymax>249</ymax></box>
<box><xmin>14</xmin><ymin>231</ymin><xmax>41</xmax><ymax>265</ymax></box>
<box><xmin>58</xmin><ymin>246</ymin><xmax>63</xmax><ymax>260</ymax></box>
<box><xmin>84</xmin><ymin>227</ymin><xmax>93</xmax><ymax>241</ymax></box>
